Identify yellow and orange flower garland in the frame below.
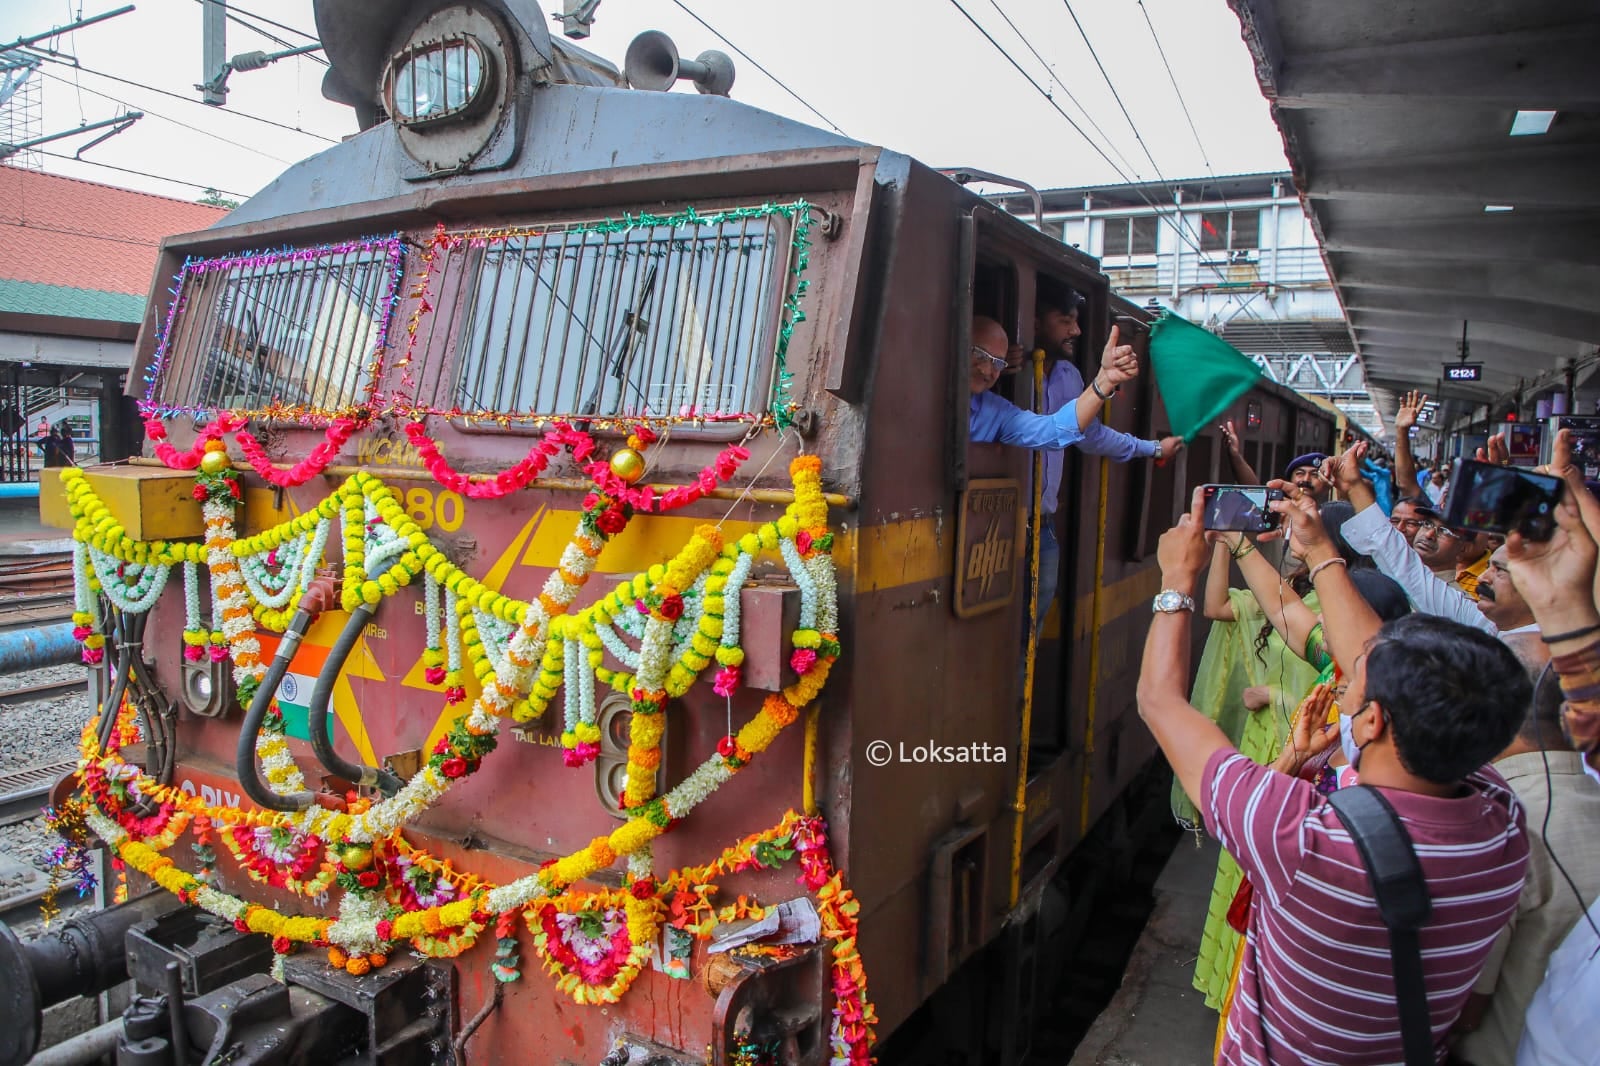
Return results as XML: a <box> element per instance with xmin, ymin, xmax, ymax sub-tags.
<box><xmin>68</xmin><ymin>456</ymin><xmax>859</xmax><ymax>1035</ymax></box>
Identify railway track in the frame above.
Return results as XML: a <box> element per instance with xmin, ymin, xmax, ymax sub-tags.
<box><xmin>0</xmin><ymin>760</ymin><xmax>76</xmax><ymax>827</ymax></box>
<box><xmin>0</xmin><ymin>597</ymin><xmax>73</xmax><ymax>635</ymax></box>
<box><xmin>0</xmin><ymin>679</ymin><xmax>85</xmax><ymax>708</ymax></box>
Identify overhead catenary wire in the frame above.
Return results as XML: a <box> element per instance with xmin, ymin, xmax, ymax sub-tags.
<box><xmin>35</xmin><ymin>146</ymin><xmax>251</xmax><ymax>200</ymax></box>
<box><xmin>665</xmin><ymin>0</ymin><xmax>847</xmax><ymax>136</ymax></box>
<box><xmin>25</xmin><ymin>53</ymin><xmax>340</xmax><ymax>145</ymax></box>
<box><xmin>1059</xmin><ymin>0</ymin><xmax>1169</xmax><ymax>192</ymax></box>
<box><xmin>31</xmin><ymin>64</ymin><xmax>293</xmax><ymax>162</ymax></box>
<box><xmin>222</xmin><ymin>9</ymin><xmax>329</xmax><ymax>66</ymax></box>
<box><xmin>946</xmin><ymin>0</ymin><xmax>1222</xmax><ymax>273</ymax></box>
<box><xmin>987</xmin><ymin>0</ymin><xmax>1144</xmax><ymax>184</ymax></box>
<box><xmin>196</xmin><ymin>0</ymin><xmax>320</xmax><ymax>45</ymax></box>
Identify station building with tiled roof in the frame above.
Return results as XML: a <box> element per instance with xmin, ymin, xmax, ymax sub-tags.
<box><xmin>0</xmin><ymin>165</ymin><xmax>227</xmax><ymax>479</ymax></box>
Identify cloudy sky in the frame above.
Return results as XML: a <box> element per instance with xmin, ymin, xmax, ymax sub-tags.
<box><xmin>2</xmin><ymin>0</ymin><xmax>1289</xmax><ymax>203</ymax></box>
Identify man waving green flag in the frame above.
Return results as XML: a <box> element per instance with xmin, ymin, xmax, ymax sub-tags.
<box><xmin>1148</xmin><ymin>311</ymin><xmax>1264</xmax><ymax>442</ymax></box>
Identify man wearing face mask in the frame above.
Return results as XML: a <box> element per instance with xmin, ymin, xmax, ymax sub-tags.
<box><xmin>1139</xmin><ymin>485</ymin><xmax>1530</xmax><ymax>1065</ymax></box>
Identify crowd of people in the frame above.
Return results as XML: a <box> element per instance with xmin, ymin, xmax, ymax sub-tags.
<box><xmin>965</xmin><ymin>289</ymin><xmax>1598</xmax><ymax>1063</ymax></box>
<box><xmin>1139</xmin><ymin>438</ymin><xmax>1600</xmax><ymax>1065</ymax></box>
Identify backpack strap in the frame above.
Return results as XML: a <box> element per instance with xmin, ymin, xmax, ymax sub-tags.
<box><xmin>1327</xmin><ymin>785</ymin><xmax>1435</xmax><ymax>1066</ymax></box>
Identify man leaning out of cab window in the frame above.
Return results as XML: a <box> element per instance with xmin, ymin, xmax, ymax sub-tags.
<box><xmin>967</xmin><ymin>314</ymin><xmax>1138</xmax><ymax>449</ymax></box>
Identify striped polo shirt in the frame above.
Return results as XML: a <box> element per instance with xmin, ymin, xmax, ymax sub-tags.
<box><xmin>1202</xmin><ymin>750</ymin><xmax>1529</xmax><ymax>1065</ymax></box>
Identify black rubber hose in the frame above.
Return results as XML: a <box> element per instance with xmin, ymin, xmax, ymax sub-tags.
<box><xmin>235</xmin><ymin>607</ymin><xmax>317</xmax><ymax>811</ymax></box>
<box><xmin>307</xmin><ymin>604</ymin><xmax>402</xmax><ymax>794</ymax></box>
<box><xmin>95</xmin><ymin>608</ymin><xmax>131</xmax><ymax>756</ymax></box>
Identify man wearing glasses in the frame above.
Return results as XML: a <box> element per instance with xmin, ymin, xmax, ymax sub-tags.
<box><xmin>967</xmin><ymin>314</ymin><xmax>1139</xmax><ymax>447</ymax></box>
<box><xmin>1410</xmin><ymin>504</ymin><xmax>1495</xmax><ymax>599</ymax></box>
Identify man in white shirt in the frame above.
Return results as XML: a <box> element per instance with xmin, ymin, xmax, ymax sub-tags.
<box><xmin>1325</xmin><ymin>443</ymin><xmax>1532</xmax><ymax>639</ymax></box>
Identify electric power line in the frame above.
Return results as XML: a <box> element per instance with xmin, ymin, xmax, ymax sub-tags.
<box><xmin>199</xmin><ymin>1</ymin><xmax>319</xmax><ymax>44</ymax></box>
<box><xmin>947</xmin><ymin>0</ymin><xmax>1224</xmax><ymax>274</ymax></box>
<box><xmin>35</xmin><ymin>146</ymin><xmax>250</xmax><ymax>199</ymax></box>
<box><xmin>32</xmin><ymin>64</ymin><xmax>293</xmax><ymax>162</ymax></box>
<box><xmin>1135</xmin><ymin>0</ymin><xmax>1213</xmax><ymax>176</ymax></box>
<box><xmin>666</xmin><ymin>0</ymin><xmax>846</xmax><ymax>136</ymax></box>
<box><xmin>24</xmin><ymin>51</ymin><xmax>339</xmax><ymax>143</ymax></box>
<box><xmin>211</xmin><ymin>3</ymin><xmax>328</xmax><ymax>66</ymax></box>
<box><xmin>987</xmin><ymin>1</ymin><xmax>1143</xmax><ymax>184</ymax></box>
<box><xmin>1059</xmin><ymin>0</ymin><xmax>1168</xmax><ymax>189</ymax></box>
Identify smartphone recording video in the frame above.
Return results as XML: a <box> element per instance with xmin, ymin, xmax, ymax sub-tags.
<box><xmin>1558</xmin><ymin>416</ymin><xmax>1600</xmax><ymax>480</ymax></box>
<box><xmin>1444</xmin><ymin>459</ymin><xmax>1563</xmax><ymax>542</ymax></box>
<box><xmin>1202</xmin><ymin>485</ymin><xmax>1284</xmax><ymax>533</ymax></box>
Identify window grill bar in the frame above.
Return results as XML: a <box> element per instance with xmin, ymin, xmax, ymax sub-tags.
<box><xmin>429</xmin><ymin>213</ymin><xmax>790</xmax><ymax>422</ymax></box>
<box><xmin>168</xmin><ymin>266</ymin><xmax>219</xmax><ymax>407</ymax></box>
<box><xmin>499</xmin><ymin>239</ymin><xmax>534</xmax><ymax>413</ymax></box>
<box><xmin>257</xmin><ymin>254</ymin><xmax>312</xmax><ymax>409</ymax></box>
<box><xmin>313</xmin><ymin>247</ymin><xmax>362</xmax><ymax>410</ymax></box>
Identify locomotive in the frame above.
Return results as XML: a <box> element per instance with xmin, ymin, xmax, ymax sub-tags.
<box><xmin>6</xmin><ymin>2</ymin><xmax>1339</xmax><ymax>1063</ymax></box>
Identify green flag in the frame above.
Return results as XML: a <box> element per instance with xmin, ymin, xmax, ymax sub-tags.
<box><xmin>1148</xmin><ymin>312</ymin><xmax>1264</xmax><ymax>442</ymax></box>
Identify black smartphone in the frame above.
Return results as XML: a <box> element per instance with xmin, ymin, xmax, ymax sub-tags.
<box><xmin>1556</xmin><ymin>416</ymin><xmax>1600</xmax><ymax>479</ymax></box>
<box><xmin>1202</xmin><ymin>485</ymin><xmax>1285</xmax><ymax>533</ymax></box>
<box><xmin>1444</xmin><ymin>459</ymin><xmax>1563</xmax><ymax>541</ymax></box>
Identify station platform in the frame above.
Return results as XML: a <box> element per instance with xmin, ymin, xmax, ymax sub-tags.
<box><xmin>1068</xmin><ymin>835</ymin><xmax>1222</xmax><ymax>1066</ymax></box>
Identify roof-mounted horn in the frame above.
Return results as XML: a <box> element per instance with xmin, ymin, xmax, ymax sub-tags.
<box><xmin>624</xmin><ymin>30</ymin><xmax>734</xmax><ymax>96</ymax></box>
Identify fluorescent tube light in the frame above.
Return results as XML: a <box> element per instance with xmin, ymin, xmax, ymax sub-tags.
<box><xmin>1510</xmin><ymin>110</ymin><xmax>1556</xmax><ymax>136</ymax></box>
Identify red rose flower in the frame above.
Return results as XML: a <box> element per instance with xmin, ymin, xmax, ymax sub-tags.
<box><xmin>432</xmin><ymin>737</ymin><xmax>450</xmax><ymax>756</ymax></box>
<box><xmin>424</xmin><ymin>665</ymin><xmax>446</xmax><ymax>686</ymax></box>
<box><xmin>440</xmin><ymin>756</ymin><xmax>468</xmax><ymax>778</ymax></box>
<box><xmin>630</xmin><ymin>878</ymin><xmax>656</xmax><ymax>899</ymax></box>
<box><xmin>582</xmin><ymin>493</ymin><xmax>600</xmax><ymax>511</ymax></box>
<box><xmin>717</xmin><ymin>736</ymin><xmax>737</xmax><ymax>758</ymax></box>
<box><xmin>375</xmin><ymin>920</ymin><xmax>394</xmax><ymax>941</ymax></box>
<box><xmin>659</xmin><ymin>594</ymin><xmax>684</xmax><ymax>621</ymax></box>
<box><xmin>191</xmin><ymin>484</ymin><xmax>208</xmax><ymax>501</ymax></box>
<box><xmin>357</xmin><ymin>870</ymin><xmax>381</xmax><ymax>888</ymax></box>
<box><xmin>596</xmin><ymin>507</ymin><xmax>626</xmax><ymax>535</ymax></box>
<box><xmin>272</xmin><ymin>936</ymin><xmax>291</xmax><ymax>954</ymax></box>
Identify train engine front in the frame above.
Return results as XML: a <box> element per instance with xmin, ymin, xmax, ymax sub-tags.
<box><xmin>14</xmin><ymin>3</ymin><xmax>886</xmax><ymax>1063</ymax></box>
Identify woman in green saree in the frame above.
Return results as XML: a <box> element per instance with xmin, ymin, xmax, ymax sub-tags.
<box><xmin>1180</xmin><ymin>536</ymin><xmax>1323</xmax><ymax>1007</ymax></box>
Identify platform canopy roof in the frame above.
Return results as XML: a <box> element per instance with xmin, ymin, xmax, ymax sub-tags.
<box><xmin>1229</xmin><ymin>0</ymin><xmax>1600</xmax><ymax>430</ymax></box>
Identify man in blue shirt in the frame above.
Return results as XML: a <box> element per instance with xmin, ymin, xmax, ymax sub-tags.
<box><xmin>968</xmin><ymin>314</ymin><xmax>1138</xmax><ymax>449</ymax></box>
<box><xmin>1007</xmin><ymin>286</ymin><xmax>1181</xmax><ymax>639</ymax></box>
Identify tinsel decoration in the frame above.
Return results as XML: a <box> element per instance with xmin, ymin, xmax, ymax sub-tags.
<box><xmin>41</xmin><ymin>800</ymin><xmax>96</xmax><ymax>926</ymax></box>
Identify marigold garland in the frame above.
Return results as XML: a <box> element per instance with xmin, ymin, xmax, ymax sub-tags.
<box><xmin>67</xmin><ymin>454</ymin><xmax>855</xmax><ymax>1053</ymax></box>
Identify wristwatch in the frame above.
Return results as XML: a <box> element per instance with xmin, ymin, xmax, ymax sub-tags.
<box><xmin>1152</xmin><ymin>590</ymin><xmax>1195</xmax><ymax>614</ymax></box>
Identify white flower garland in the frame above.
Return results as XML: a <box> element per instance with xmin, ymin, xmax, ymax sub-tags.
<box><xmin>183</xmin><ymin>562</ymin><xmax>202</xmax><ymax>632</ymax></box>
<box><xmin>719</xmin><ymin>551</ymin><xmax>754</xmax><ymax>653</ymax></box>
<box><xmin>779</xmin><ymin>536</ymin><xmax>819</xmax><ymax>630</ymax></box>
<box><xmin>424</xmin><ymin>570</ymin><xmax>442</xmax><ymax>647</ymax></box>
<box><xmin>807</xmin><ymin>554</ymin><xmax>840</xmax><ymax>635</ymax></box>
<box><xmin>444</xmin><ymin>586</ymin><xmax>462</xmax><ymax>675</ymax></box>
<box><xmin>73</xmin><ymin>540</ymin><xmax>94</xmax><ymax>614</ymax></box>
<box><xmin>87</xmin><ymin>546</ymin><xmax>170</xmax><ymax>613</ymax></box>
<box><xmin>237</xmin><ymin>517</ymin><xmax>329</xmax><ymax>609</ymax></box>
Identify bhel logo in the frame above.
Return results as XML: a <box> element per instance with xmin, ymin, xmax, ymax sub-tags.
<box><xmin>864</xmin><ymin>740</ymin><xmax>1008</xmax><ymax>766</ymax></box>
